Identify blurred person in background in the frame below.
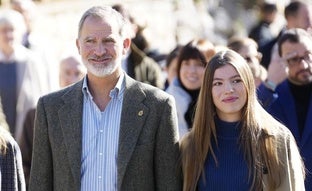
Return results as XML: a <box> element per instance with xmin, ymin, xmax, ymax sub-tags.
<box><xmin>58</xmin><ymin>55</ymin><xmax>86</xmax><ymax>88</ymax></box>
<box><xmin>131</xmin><ymin>26</ymin><xmax>167</xmax><ymax>64</ymax></box>
<box><xmin>285</xmin><ymin>1</ymin><xmax>312</xmax><ymax>32</ymax></box>
<box><xmin>258</xmin><ymin>28</ymin><xmax>312</xmax><ymax>190</ymax></box>
<box><xmin>166</xmin><ymin>38</ymin><xmax>215</xmax><ymax>139</ymax></box>
<box><xmin>18</xmin><ymin>54</ymin><xmax>86</xmax><ymax>189</ymax></box>
<box><xmin>260</xmin><ymin>1</ymin><xmax>312</xmax><ymax>69</ymax></box>
<box><xmin>10</xmin><ymin>0</ymin><xmax>35</xmax><ymax>49</ymax></box>
<box><xmin>10</xmin><ymin>0</ymin><xmax>58</xmax><ymax>91</ymax></box>
<box><xmin>180</xmin><ymin>49</ymin><xmax>305</xmax><ymax>191</ymax></box>
<box><xmin>0</xmin><ymin>9</ymin><xmax>49</xmax><ymax>139</ymax></box>
<box><xmin>256</xmin><ymin>1</ymin><xmax>312</xmax><ymax>98</ymax></box>
<box><xmin>112</xmin><ymin>4</ymin><xmax>164</xmax><ymax>89</ymax></box>
<box><xmin>228</xmin><ymin>36</ymin><xmax>267</xmax><ymax>87</ymax></box>
<box><xmin>163</xmin><ymin>45</ymin><xmax>182</xmax><ymax>90</ymax></box>
<box><xmin>248</xmin><ymin>2</ymin><xmax>278</xmax><ymax>48</ymax></box>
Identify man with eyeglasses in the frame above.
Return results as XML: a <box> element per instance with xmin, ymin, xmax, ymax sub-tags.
<box><xmin>258</xmin><ymin>28</ymin><xmax>312</xmax><ymax>190</ymax></box>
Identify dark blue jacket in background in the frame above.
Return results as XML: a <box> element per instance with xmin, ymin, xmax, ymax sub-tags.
<box><xmin>258</xmin><ymin>80</ymin><xmax>312</xmax><ymax>190</ymax></box>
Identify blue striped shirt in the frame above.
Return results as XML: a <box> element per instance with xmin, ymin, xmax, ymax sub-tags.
<box><xmin>80</xmin><ymin>74</ymin><xmax>125</xmax><ymax>191</ymax></box>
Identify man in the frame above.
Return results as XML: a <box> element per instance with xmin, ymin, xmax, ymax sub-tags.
<box><xmin>258</xmin><ymin>28</ymin><xmax>312</xmax><ymax>190</ymax></box>
<box><xmin>248</xmin><ymin>2</ymin><xmax>278</xmax><ymax>48</ymax></box>
<box><xmin>227</xmin><ymin>37</ymin><xmax>267</xmax><ymax>87</ymax></box>
<box><xmin>0</xmin><ymin>9</ymin><xmax>50</xmax><ymax>138</ymax></box>
<box><xmin>58</xmin><ymin>55</ymin><xmax>86</xmax><ymax>88</ymax></box>
<box><xmin>29</xmin><ymin>6</ymin><xmax>181</xmax><ymax>191</ymax></box>
<box><xmin>260</xmin><ymin>1</ymin><xmax>312</xmax><ymax>69</ymax></box>
<box><xmin>10</xmin><ymin>0</ymin><xmax>58</xmax><ymax>92</ymax></box>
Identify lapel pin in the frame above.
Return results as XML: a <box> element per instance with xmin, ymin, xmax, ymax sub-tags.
<box><xmin>138</xmin><ymin>110</ymin><xmax>144</xmax><ymax>116</ymax></box>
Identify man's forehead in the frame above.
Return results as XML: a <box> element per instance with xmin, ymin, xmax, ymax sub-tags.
<box><xmin>82</xmin><ymin>16</ymin><xmax>119</xmax><ymax>32</ymax></box>
<box><xmin>283</xmin><ymin>40</ymin><xmax>311</xmax><ymax>53</ymax></box>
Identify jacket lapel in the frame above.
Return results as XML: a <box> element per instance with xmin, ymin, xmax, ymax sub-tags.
<box><xmin>58</xmin><ymin>80</ymin><xmax>84</xmax><ymax>190</ymax></box>
<box><xmin>279</xmin><ymin>82</ymin><xmax>312</xmax><ymax>147</ymax></box>
<box><xmin>301</xmin><ymin>94</ymin><xmax>312</xmax><ymax>147</ymax></box>
<box><xmin>117</xmin><ymin>76</ymin><xmax>149</xmax><ymax>189</ymax></box>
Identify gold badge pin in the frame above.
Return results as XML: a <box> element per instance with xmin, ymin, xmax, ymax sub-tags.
<box><xmin>138</xmin><ymin>110</ymin><xmax>144</xmax><ymax>116</ymax></box>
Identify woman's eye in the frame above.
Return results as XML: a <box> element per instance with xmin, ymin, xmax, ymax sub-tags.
<box><xmin>213</xmin><ymin>82</ymin><xmax>222</xmax><ymax>86</ymax></box>
<box><xmin>233</xmin><ymin>79</ymin><xmax>242</xmax><ymax>83</ymax></box>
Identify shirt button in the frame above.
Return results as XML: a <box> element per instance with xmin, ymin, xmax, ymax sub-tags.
<box><xmin>100</xmin><ymin>130</ymin><xmax>103</xmax><ymax>133</ymax></box>
<box><xmin>99</xmin><ymin>153</ymin><xmax>103</xmax><ymax>156</ymax></box>
<box><xmin>98</xmin><ymin>176</ymin><xmax>102</xmax><ymax>179</ymax></box>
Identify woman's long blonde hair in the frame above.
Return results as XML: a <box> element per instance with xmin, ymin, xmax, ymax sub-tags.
<box><xmin>0</xmin><ymin>97</ymin><xmax>9</xmax><ymax>154</ymax></box>
<box><xmin>0</xmin><ymin>126</ymin><xmax>10</xmax><ymax>154</ymax></box>
<box><xmin>181</xmin><ymin>50</ymin><xmax>288</xmax><ymax>191</ymax></box>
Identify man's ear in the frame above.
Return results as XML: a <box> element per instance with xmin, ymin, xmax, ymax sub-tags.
<box><xmin>122</xmin><ymin>38</ymin><xmax>131</xmax><ymax>54</ymax></box>
<box><xmin>76</xmin><ymin>39</ymin><xmax>81</xmax><ymax>54</ymax></box>
<box><xmin>257</xmin><ymin>52</ymin><xmax>263</xmax><ymax>61</ymax></box>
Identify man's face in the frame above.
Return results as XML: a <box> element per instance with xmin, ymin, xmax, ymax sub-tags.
<box><xmin>0</xmin><ymin>24</ymin><xmax>15</xmax><ymax>51</ymax></box>
<box><xmin>294</xmin><ymin>5</ymin><xmax>312</xmax><ymax>30</ymax></box>
<box><xmin>76</xmin><ymin>16</ymin><xmax>130</xmax><ymax>78</ymax></box>
<box><xmin>237</xmin><ymin>44</ymin><xmax>261</xmax><ymax>78</ymax></box>
<box><xmin>59</xmin><ymin>57</ymin><xmax>85</xmax><ymax>87</ymax></box>
<box><xmin>281</xmin><ymin>40</ymin><xmax>312</xmax><ymax>85</ymax></box>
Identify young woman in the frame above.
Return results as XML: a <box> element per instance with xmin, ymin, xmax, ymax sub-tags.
<box><xmin>166</xmin><ymin>39</ymin><xmax>215</xmax><ymax>139</ymax></box>
<box><xmin>180</xmin><ymin>50</ymin><xmax>305</xmax><ymax>191</ymax></box>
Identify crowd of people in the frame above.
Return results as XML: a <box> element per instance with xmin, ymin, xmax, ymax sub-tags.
<box><xmin>0</xmin><ymin>0</ymin><xmax>311</xmax><ymax>190</ymax></box>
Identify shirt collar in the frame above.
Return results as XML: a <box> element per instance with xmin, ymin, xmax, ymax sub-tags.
<box><xmin>82</xmin><ymin>72</ymin><xmax>125</xmax><ymax>101</ymax></box>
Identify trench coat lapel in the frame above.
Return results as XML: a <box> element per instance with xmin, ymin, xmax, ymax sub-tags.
<box><xmin>59</xmin><ymin>80</ymin><xmax>84</xmax><ymax>190</ymax></box>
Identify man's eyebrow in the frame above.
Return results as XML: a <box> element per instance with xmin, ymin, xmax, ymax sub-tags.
<box><xmin>283</xmin><ymin>52</ymin><xmax>298</xmax><ymax>60</ymax></box>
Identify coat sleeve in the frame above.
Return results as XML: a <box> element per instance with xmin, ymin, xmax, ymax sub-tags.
<box><xmin>17</xmin><ymin>108</ymin><xmax>36</xmax><ymax>188</ymax></box>
<box><xmin>285</xmin><ymin>132</ymin><xmax>305</xmax><ymax>191</ymax></box>
<box><xmin>13</xmin><ymin>139</ymin><xmax>26</xmax><ymax>191</ymax></box>
<box><xmin>257</xmin><ymin>83</ymin><xmax>278</xmax><ymax>109</ymax></box>
<box><xmin>154</xmin><ymin>95</ymin><xmax>182</xmax><ymax>190</ymax></box>
<box><xmin>29</xmin><ymin>98</ymin><xmax>53</xmax><ymax>191</ymax></box>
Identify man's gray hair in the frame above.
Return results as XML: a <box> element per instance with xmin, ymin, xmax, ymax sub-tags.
<box><xmin>77</xmin><ymin>6</ymin><xmax>132</xmax><ymax>38</ymax></box>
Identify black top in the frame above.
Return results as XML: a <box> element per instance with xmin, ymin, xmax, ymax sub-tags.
<box><xmin>289</xmin><ymin>81</ymin><xmax>312</xmax><ymax>136</ymax></box>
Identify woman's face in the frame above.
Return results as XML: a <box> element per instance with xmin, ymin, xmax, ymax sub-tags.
<box><xmin>179</xmin><ymin>58</ymin><xmax>205</xmax><ymax>90</ymax></box>
<box><xmin>212</xmin><ymin>64</ymin><xmax>247</xmax><ymax>122</ymax></box>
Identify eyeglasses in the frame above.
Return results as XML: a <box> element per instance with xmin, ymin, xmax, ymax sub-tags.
<box><xmin>286</xmin><ymin>52</ymin><xmax>312</xmax><ymax>67</ymax></box>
